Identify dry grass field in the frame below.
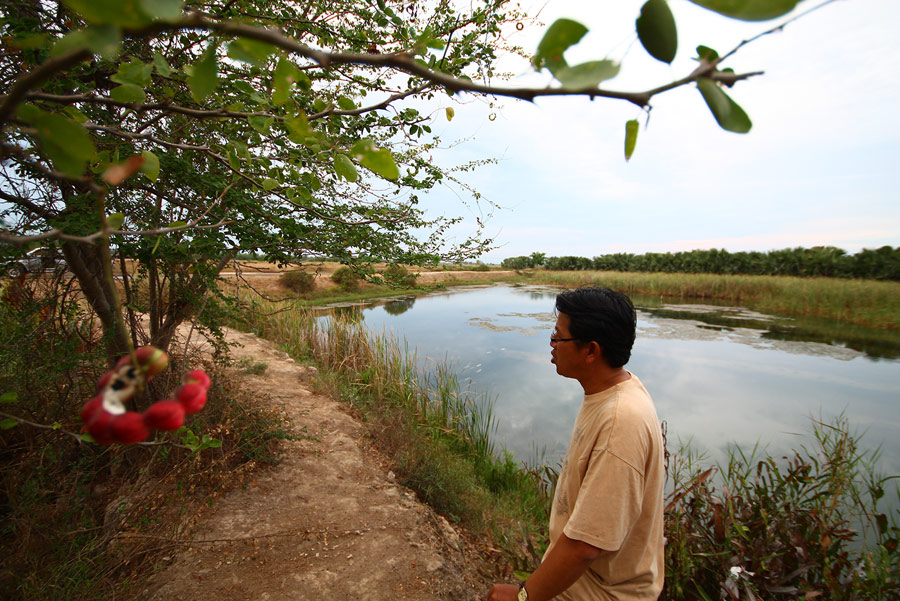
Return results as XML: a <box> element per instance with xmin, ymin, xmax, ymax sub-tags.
<box><xmin>215</xmin><ymin>260</ymin><xmax>514</xmax><ymax>298</ymax></box>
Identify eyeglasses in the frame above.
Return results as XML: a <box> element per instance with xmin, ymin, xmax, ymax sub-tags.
<box><xmin>550</xmin><ymin>336</ymin><xmax>578</xmax><ymax>344</ymax></box>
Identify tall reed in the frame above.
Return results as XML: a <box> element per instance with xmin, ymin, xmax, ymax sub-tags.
<box><xmin>530</xmin><ymin>271</ymin><xmax>900</xmax><ymax>330</ymax></box>
<box><xmin>664</xmin><ymin>416</ymin><xmax>899</xmax><ymax>600</ymax></box>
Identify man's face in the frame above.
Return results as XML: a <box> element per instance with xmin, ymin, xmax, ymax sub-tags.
<box><xmin>550</xmin><ymin>312</ymin><xmax>584</xmax><ymax>379</ymax></box>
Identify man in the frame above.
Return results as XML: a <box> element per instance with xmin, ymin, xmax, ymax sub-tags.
<box><xmin>488</xmin><ymin>287</ymin><xmax>665</xmax><ymax>601</ymax></box>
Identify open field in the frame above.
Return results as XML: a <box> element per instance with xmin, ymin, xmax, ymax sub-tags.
<box><xmin>216</xmin><ymin>260</ymin><xmax>517</xmax><ymax>298</ymax></box>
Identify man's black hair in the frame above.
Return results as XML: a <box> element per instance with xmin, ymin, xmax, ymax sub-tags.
<box><xmin>555</xmin><ymin>287</ymin><xmax>636</xmax><ymax>368</ymax></box>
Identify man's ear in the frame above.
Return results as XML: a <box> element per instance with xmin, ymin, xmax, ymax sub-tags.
<box><xmin>584</xmin><ymin>340</ymin><xmax>603</xmax><ymax>364</ymax></box>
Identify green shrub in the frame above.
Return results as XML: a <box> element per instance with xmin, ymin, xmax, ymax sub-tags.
<box><xmin>383</xmin><ymin>264</ymin><xmax>417</xmax><ymax>288</ymax></box>
<box><xmin>279</xmin><ymin>269</ymin><xmax>316</xmax><ymax>294</ymax></box>
<box><xmin>331</xmin><ymin>266</ymin><xmax>361</xmax><ymax>291</ymax></box>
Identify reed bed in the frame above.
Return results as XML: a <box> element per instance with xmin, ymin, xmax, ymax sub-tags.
<box><xmin>664</xmin><ymin>417</ymin><xmax>900</xmax><ymax>600</ymax></box>
<box><xmin>529</xmin><ymin>271</ymin><xmax>900</xmax><ymax>330</ymax></box>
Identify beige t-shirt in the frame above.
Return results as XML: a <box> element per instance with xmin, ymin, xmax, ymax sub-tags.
<box><xmin>546</xmin><ymin>374</ymin><xmax>665</xmax><ymax>601</ymax></box>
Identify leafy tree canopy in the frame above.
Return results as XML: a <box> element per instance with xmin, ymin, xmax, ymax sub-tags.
<box><xmin>0</xmin><ymin>0</ymin><xmax>814</xmax><ymax>359</ymax></box>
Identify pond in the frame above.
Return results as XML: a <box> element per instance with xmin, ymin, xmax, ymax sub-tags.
<box><xmin>319</xmin><ymin>284</ymin><xmax>900</xmax><ymax>478</ymax></box>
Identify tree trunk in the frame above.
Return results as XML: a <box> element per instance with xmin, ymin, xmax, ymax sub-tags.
<box><xmin>60</xmin><ymin>241</ymin><xmax>130</xmax><ymax>366</ymax></box>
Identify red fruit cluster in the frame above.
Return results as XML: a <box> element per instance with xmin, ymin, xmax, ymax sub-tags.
<box><xmin>80</xmin><ymin>345</ymin><xmax>211</xmax><ymax>445</ymax></box>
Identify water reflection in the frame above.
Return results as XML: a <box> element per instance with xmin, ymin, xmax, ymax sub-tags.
<box><xmin>383</xmin><ymin>297</ymin><xmax>416</xmax><ymax>315</ymax></box>
<box><xmin>316</xmin><ymin>284</ymin><xmax>900</xmax><ymax>480</ymax></box>
<box><xmin>634</xmin><ymin>299</ymin><xmax>900</xmax><ymax>360</ymax></box>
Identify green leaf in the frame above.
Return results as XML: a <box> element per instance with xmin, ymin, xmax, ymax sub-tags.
<box><xmin>50</xmin><ymin>29</ymin><xmax>93</xmax><ymax>59</ymax></box>
<box><xmin>625</xmin><ymin>119</ymin><xmax>639</xmax><ymax>161</ymax></box>
<box><xmin>350</xmin><ymin>139</ymin><xmax>399</xmax><ymax>181</ymax></box>
<box><xmin>303</xmin><ymin>173</ymin><xmax>322</xmax><ymax>191</ymax></box>
<box><xmin>110</xmin><ymin>83</ymin><xmax>146</xmax><ymax>103</ymax></box>
<box><xmin>445</xmin><ymin>107</ymin><xmax>454</xmax><ymax>121</ymax></box>
<box><xmin>233</xmin><ymin>80</ymin><xmax>255</xmax><ymax>95</ymax></box>
<box><xmin>227</xmin><ymin>146</ymin><xmax>240</xmax><ymax>170</ymax></box>
<box><xmin>0</xmin><ymin>392</ymin><xmax>17</xmax><ymax>405</ymax></box>
<box><xmin>107</xmin><ymin>212</ymin><xmax>125</xmax><ymax>230</ymax></box>
<box><xmin>227</xmin><ymin>38</ymin><xmax>275</xmax><ymax>67</ymax></box>
<box><xmin>696</xmin><ymin>45</ymin><xmax>719</xmax><ymax>62</ymax></box>
<box><xmin>138</xmin><ymin>0</ymin><xmax>182</xmax><ymax>21</ymax></box>
<box><xmin>295</xmin><ymin>71</ymin><xmax>312</xmax><ymax>91</ymax></box>
<box><xmin>187</xmin><ymin>43</ymin><xmax>219</xmax><ymax>103</ymax></box>
<box><xmin>17</xmin><ymin>104</ymin><xmax>96</xmax><ymax>177</ymax></box>
<box><xmin>12</xmin><ymin>34</ymin><xmax>50</xmax><ymax>51</ymax></box>
<box><xmin>248</xmin><ymin>115</ymin><xmax>274</xmax><ymax>134</ymax></box>
<box><xmin>153</xmin><ymin>52</ymin><xmax>172</xmax><ymax>76</ymax></box>
<box><xmin>533</xmin><ymin>18</ymin><xmax>588</xmax><ymax>72</ymax></box>
<box><xmin>553</xmin><ymin>60</ymin><xmax>620</xmax><ymax>89</ymax></box>
<box><xmin>687</xmin><ymin>0</ymin><xmax>801</xmax><ymax>21</ymax></box>
<box><xmin>168</xmin><ymin>220</ymin><xmax>187</xmax><ymax>228</ymax></box>
<box><xmin>140</xmin><ymin>150</ymin><xmax>160</xmax><ymax>181</ymax></box>
<box><xmin>360</xmin><ymin>148</ymin><xmax>399</xmax><ymax>181</ymax></box>
<box><xmin>51</xmin><ymin>25</ymin><xmax>123</xmax><ymax>59</ymax></box>
<box><xmin>272</xmin><ymin>58</ymin><xmax>299</xmax><ymax>105</ymax></box>
<box><xmin>697</xmin><ymin>78</ymin><xmax>752</xmax><ymax>133</ymax></box>
<box><xmin>262</xmin><ymin>178</ymin><xmax>279</xmax><ymax>190</ymax></box>
<box><xmin>285</xmin><ymin>112</ymin><xmax>313</xmax><ymax>142</ymax></box>
<box><xmin>233</xmin><ymin>140</ymin><xmax>250</xmax><ymax>158</ymax></box>
<box><xmin>0</xmin><ymin>418</ymin><xmax>18</xmax><ymax>430</ymax></box>
<box><xmin>636</xmin><ymin>0</ymin><xmax>678</xmax><ymax>64</ymax></box>
<box><xmin>333</xmin><ymin>154</ymin><xmax>358</xmax><ymax>182</ymax></box>
<box><xmin>337</xmin><ymin>97</ymin><xmax>356</xmax><ymax>111</ymax></box>
<box><xmin>62</xmin><ymin>0</ymin><xmax>152</xmax><ymax>27</ymax></box>
<box><xmin>111</xmin><ymin>58</ymin><xmax>153</xmax><ymax>86</ymax></box>
<box><xmin>63</xmin><ymin>106</ymin><xmax>89</xmax><ymax>123</ymax></box>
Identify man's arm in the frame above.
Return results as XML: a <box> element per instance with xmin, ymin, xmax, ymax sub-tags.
<box><xmin>487</xmin><ymin>533</ymin><xmax>603</xmax><ymax>601</ymax></box>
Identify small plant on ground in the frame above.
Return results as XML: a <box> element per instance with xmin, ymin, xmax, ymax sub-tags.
<box><xmin>237</xmin><ymin>356</ymin><xmax>268</xmax><ymax>375</ymax></box>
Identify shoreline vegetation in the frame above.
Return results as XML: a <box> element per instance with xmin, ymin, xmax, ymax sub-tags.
<box><xmin>523</xmin><ymin>270</ymin><xmax>900</xmax><ymax>331</ymax></box>
<box><xmin>265</xmin><ymin>263</ymin><xmax>900</xmax><ymax>330</ymax></box>
<box><xmin>234</xmin><ymin>268</ymin><xmax>900</xmax><ymax>598</ymax></box>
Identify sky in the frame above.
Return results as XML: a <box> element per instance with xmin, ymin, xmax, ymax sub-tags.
<box><xmin>413</xmin><ymin>0</ymin><xmax>900</xmax><ymax>263</ymax></box>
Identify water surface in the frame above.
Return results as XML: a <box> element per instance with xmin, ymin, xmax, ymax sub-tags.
<box><xmin>320</xmin><ymin>284</ymin><xmax>900</xmax><ymax>477</ymax></box>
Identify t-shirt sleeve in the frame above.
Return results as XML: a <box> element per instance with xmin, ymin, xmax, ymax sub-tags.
<box><xmin>562</xmin><ymin>449</ymin><xmax>644</xmax><ymax>551</ymax></box>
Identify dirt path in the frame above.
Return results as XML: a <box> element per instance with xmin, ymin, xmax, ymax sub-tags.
<box><xmin>138</xmin><ymin>327</ymin><xmax>495</xmax><ymax>601</ymax></box>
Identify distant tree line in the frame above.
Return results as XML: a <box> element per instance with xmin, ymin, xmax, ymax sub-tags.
<box><xmin>501</xmin><ymin>246</ymin><xmax>900</xmax><ymax>281</ymax></box>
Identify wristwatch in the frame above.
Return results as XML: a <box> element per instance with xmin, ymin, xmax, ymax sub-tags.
<box><xmin>517</xmin><ymin>581</ymin><xmax>528</xmax><ymax>601</ymax></box>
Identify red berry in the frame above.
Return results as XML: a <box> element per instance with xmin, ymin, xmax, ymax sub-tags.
<box><xmin>183</xmin><ymin>369</ymin><xmax>210</xmax><ymax>390</ymax></box>
<box><xmin>143</xmin><ymin>400</ymin><xmax>185</xmax><ymax>431</ymax></box>
<box><xmin>115</xmin><ymin>346</ymin><xmax>169</xmax><ymax>381</ymax></box>
<box><xmin>96</xmin><ymin>371</ymin><xmax>115</xmax><ymax>393</ymax></box>
<box><xmin>110</xmin><ymin>411</ymin><xmax>149</xmax><ymax>444</ymax></box>
<box><xmin>175</xmin><ymin>382</ymin><xmax>207</xmax><ymax>415</ymax></box>
<box><xmin>80</xmin><ymin>396</ymin><xmax>103</xmax><ymax>424</ymax></box>
<box><xmin>135</xmin><ymin>346</ymin><xmax>168</xmax><ymax>378</ymax></box>
<box><xmin>87</xmin><ymin>409</ymin><xmax>116</xmax><ymax>445</ymax></box>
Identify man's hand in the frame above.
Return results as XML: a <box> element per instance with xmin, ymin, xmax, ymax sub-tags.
<box><xmin>486</xmin><ymin>583</ymin><xmax>520</xmax><ymax>601</ymax></box>
<box><xmin>484</xmin><ymin>533</ymin><xmax>602</xmax><ymax>601</ymax></box>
